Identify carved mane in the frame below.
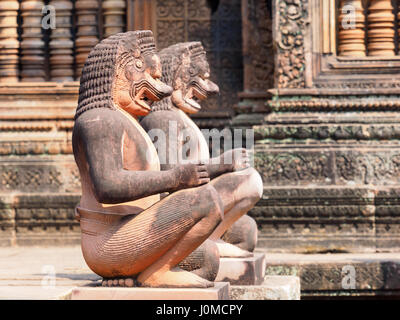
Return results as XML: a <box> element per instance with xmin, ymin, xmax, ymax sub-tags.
<box><xmin>152</xmin><ymin>41</ymin><xmax>207</xmax><ymax>112</ymax></box>
<box><xmin>75</xmin><ymin>30</ymin><xmax>157</xmax><ymax>119</ymax></box>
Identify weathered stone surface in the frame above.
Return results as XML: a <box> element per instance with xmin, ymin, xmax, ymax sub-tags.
<box><xmin>230</xmin><ymin>276</ymin><xmax>300</xmax><ymax>300</ymax></box>
<box><xmin>0</xmin><ymin>83</ymin><xmax>80</xmax><ymax>246</ymax></box>
<box><xmin>233</xmin><ymin>111</ymin><xmax>400</xmax><ymax>253</ymax></box>
<box><xmin>264</xmin><ymin>252</ymin><xmax>400</xmax><ymax>298</ymax></box>
<box><xmin>0</xmin><ymin>246</ymin><xmax>99</xmax><ymax>299</ymax></box>
<box><xmin>71</xmin><ymin>282</ymin><xmax>230</xmax><ymax>300</ymax></box>
<box><xmin>215</xmin><ymin>253</ymin><xmax>266</xmax><ymax>285</ymax></box>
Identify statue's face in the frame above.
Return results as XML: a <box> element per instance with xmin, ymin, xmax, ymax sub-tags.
<box><xmin>116</xmin><ymin>52</ymin><xmax>173</xmax><ymax>116</ymax></box>
<box><xmin>171</xmin><ymin>55</ymin><xmax>219</xmax><ymax>114</ymax></box>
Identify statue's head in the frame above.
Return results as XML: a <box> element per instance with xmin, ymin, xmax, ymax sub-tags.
<box><xmin>75</xmin><ymin>30</ymin><xmax>173</xmax><ymax>119</ymax></box>
<box><xmin>153</xmin><ymin>42</ymin><xmax>219</xmax><ymax>114</ymax></box>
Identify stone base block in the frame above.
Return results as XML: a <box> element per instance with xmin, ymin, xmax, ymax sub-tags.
<box><xmin>230</xmin><ymin>276</ymin><xmax>301</xmax><ymax>300</ymax></box>
<box><xmin>215</xmin><ymin>253</ymin><xmax>266</xmax><ymax>285</ymax></box>
<box><xmin>71</xmin><ymin>282</ymin><xmax>230</xmax><ymax>300</ymax></box>
<box><xmin>265</xmin><ymin>252</ymin><xmax>400</xmax><ymax>298</ymax></box>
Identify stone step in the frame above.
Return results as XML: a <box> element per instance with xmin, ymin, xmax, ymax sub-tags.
<box><xmin>231</xmin><ymin>276</ymin><xmax>300</xmax><ymax>300</ymax></box>
<box><xmin>262</xmin><ymin>252</ymin><xmax>400</xmax><ymax>298</ymax></box>
<box><xmin>215</xmin><ymin>253</ymin><xmax>266</xmax><ymax>285</ymax></box>
<box><xmin>70</xmin><ymin>282</ymin><xmax>230</xmax><ymax>300</ymax></box>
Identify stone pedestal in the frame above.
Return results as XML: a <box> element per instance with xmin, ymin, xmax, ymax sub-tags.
<box><xmin>265</xmin><ymin>252</ymin><xmax>400</xmax><ymax>299</ymax></box>
<box><xmin>70</xmin><ymin>282</ymin><xmax>230</xmax><ymax>300</ymax></box>
<box><xmin>230</xmin><ymin>276</ymin><xmax>301</xmax><ymax>300</ymax></box>
<box><xmin>215</xmin><ymin>253</ymin><xmax>266</xmax><ymax>285</ymax></box>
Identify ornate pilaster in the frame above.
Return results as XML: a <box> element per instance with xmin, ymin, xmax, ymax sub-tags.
<box><xmin>0</xmin><ymin>0</ymin><xmax>19</xmax><ymax>82</ymax></box>
<box><xmin>237</xmin><ymin>0</ymin><xmax>274</xmax><ymax>112</ymax></box>
<box><xmin>75</xmin><ymin>0</ymin><xmax>99</xmax><ymax>79</ymax></box>
<box><xmin>367</xmin><ymin>0</ymin><xmax>395</xmax><ymax>56</ymax></box>
<box><xmin>338</xmin><ymin>0</ymin><xmax>366</xmax><ymax>57</ymax></box>
<box><xmin>49</xmin><ymin>0</ymin><xmax>74</xmax><ymax>81</ymax></box>
<box><xmin>20</xmin><ymin>0</ymin><xmax>46</xmax><ymax>82</ymax></box>
<box><xmin>102</xmin><ymin>0</ymin><xmax>126</xmax><ymax>38</ymax></box>
<box><xmin>275</xmin><ymin>0</ymin><xmax>308</xmax><ymax>89</ymax></box>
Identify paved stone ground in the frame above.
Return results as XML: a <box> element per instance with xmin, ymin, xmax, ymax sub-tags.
<box><xmin>0</xmin><ymin>246</ymin><xmax>99</xmax><ymax>299</ymax></box>
<box><xmin>1</xmin><ymin>246</ymin><xmax>399</xmax><ymax>299</ymax></box>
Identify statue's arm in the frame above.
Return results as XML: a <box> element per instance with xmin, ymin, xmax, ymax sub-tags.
<box><xmin>77</xmin><ymin>115</ymin><xmax>209</xmax><ymax>204</ymax></box>
<box><xmin>207</xmin><ymin>148</ymin><xmax>250</xmax><ymax>178</ymax></box>
<box><xmin>206</xmin><ymin>159</ymin><xmax>232</xmax><ymax>179</ymax></box>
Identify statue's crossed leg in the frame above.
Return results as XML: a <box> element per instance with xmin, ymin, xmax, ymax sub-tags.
<box><xmin>80</xmin><ymin>184</ymin><xmax>223</xmax><ymax>288</ymax></box>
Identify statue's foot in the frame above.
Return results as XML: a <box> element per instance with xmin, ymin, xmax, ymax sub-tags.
<box><xmin>101</xmin><ymin>277</ymin><xmax>137</xmax><ymax>287</ymax></box>
<box><xmin>137</xmin><ymin>267</ymin><xmax>214</xmax><ymax>288</ymax></box>
<box><xmin>214</xmin><ymin>239</ymin><xmax>254</xmax><ymax>258</ymax></box>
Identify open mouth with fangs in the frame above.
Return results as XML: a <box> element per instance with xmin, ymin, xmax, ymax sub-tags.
<box><xmin>135</xmin><ymin>88</ymin><xmax>155</xmax><ymax>111</ymax></box>
<box><xmin>133</xmin><ymin>86</ymin><xmax>161</xmax><ymax>112</ymax></box>
<box><xmin>184</xmin><ymin>85</ymin><xmax>208</xmax><ymax>111</ymax></box>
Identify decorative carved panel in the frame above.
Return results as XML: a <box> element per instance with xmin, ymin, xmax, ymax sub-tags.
<box><xmin>154</xmin><ymin>0</ymin><xmax>243</xmax><ymax>114</ymax></box>
<box><xmin>242</xmin><ymin>0</ymin><xmax>274</xmax><ymax>92</ymax></box>
<box><xmin>274</xmin><ymin>0</ymin><xmax>308</xmax><ymax>89</ymax></box>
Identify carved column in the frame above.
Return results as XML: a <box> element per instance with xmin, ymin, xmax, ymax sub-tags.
<box><xmin>338</xmin><ymin>0</ymin><xmax>366</xmax><ymax>57</ymax></box>
<box><xmin>75</xmin><ymin>0</ymin><xmax>99</xmax><ymax>79</ymax></box>
<box><xmin>367</xmin><ymin>0</ymin><xmax>395</xmax><ymax>56</ymax></box>
<box><xmin>49</xmin><ymin>0</ymin><xmax>73</xmax><ymax>81</ymax></box>
<box><xmin>0</xmin><ymin>0</ymin><xmax>19</xmax><ymax>82</ymax></box>
<box><xmin>398</xmin><ymin>1</ymin><xmax>400</xmax><ymax>55</ymax></box>
<box><xmin>102</xmin><ymin>0</ymin><xmax>126</xmax><ymax>38</ymax></box>
<box><xmin>20</xmin><ymin>0</ymin><xmax>46</xmax><ymax>82</ymax></box>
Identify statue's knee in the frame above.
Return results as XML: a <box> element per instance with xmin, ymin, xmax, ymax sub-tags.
<box><xmin>243</xmin><ymin>167</ymin><xmax>263</xmax><ymax>202</ymax></box>
<box><xmin>244</xmin><ymin>215</ymin><xmax>258</xmax><ymax>251</ymax></box>
<box><xmin>202</xmin><ymin>239</ymin><xmax>220</xmax><ymax>281</ymax></box>
<box><xmin>191</xmin><ymin>184</ymin><xmax>223</xmax><ymax>223</ymax></box>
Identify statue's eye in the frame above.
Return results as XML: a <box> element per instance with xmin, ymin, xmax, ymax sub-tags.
<box><xmin>201</xmin><ymin>72</ymin><xmax>210</xmax><ymax>80</ymax></box>
<box><xmin>189</xmin><ymin>67</ymin><xmax>196</xmax><ymax>76</ymax></box>
<box><xmin>135</xmin><ymin>59</ymin><xmax>143</xmax><ymax>69</ymax></box>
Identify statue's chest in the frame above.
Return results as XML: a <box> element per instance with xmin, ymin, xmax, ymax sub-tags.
<box><xmin>118</xmin><ymin>112</ymin><xmax>160</xmax><ymax>172</ymax></box>
<box><xmin>177</xmin><ymin>111</ymin><xmax>210</xmax><ymax>161</ymax></box>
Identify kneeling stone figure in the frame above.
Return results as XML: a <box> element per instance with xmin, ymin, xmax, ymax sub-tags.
<box><xmin>140</xmin><ymin>42</ymin><xmax>263</xmax><ymax>260</ymax></box>
<box><xmin>73</xmin><ymin>31</ymin><xmax>227</xmax><ymax>288</ymax></box>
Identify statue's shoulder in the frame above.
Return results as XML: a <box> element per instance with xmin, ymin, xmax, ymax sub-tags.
<box><xmin>141</xmin><ymin>109</ymin><xmax>180</xmax><ymax>129</ymax></box>
<box><xmin>74</xmin><ymin>108</ymin><xmax>126</xmax><ymax>138</ymax></box>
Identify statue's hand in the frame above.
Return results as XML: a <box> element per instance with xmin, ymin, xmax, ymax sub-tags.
<box><xmin>221</xmin><ymin>148</ymin><xmax>250</xmax><ymax>172</ymax></box>
<box><xmin>174</xmin><ymin>163</ymin><xmax>210</xmax><ymax>190</ymax></box>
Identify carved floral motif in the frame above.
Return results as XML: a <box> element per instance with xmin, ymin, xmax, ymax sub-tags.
<box><xmin>276</xmin><ymin>0</ymin><xmax>308</xmax><ymax>88</ymax></box>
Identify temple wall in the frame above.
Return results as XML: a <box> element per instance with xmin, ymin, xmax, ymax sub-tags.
<box><xmin>0</xmin><ymin>0</ymin><xmax>250</xmax><ymax>245</ymax></box>
<box><xmin>4</xmin><ymin>0</ymin><xmax>398</xmax><ymax>255</ymax></box>
<box><xmin>235</xmin><ymin>0</ymin><xmax>400</xmax><ymax>253</ymax></box>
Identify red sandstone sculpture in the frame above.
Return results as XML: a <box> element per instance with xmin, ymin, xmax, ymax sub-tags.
<box><xmin>140</xmin><ymin>42</ymin><xmax>263</xmax><ymax>259</ymax></box>
<box><xmin>72</xmin><ymin>31</ymin><xmax>231</xmax><ymax>288</ymax></box>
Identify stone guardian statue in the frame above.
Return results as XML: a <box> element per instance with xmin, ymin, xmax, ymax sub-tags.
<box><xmin>72</xmin><ymin>31</ymin><xmax>225</xmax><ymax>288</ymax></box>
